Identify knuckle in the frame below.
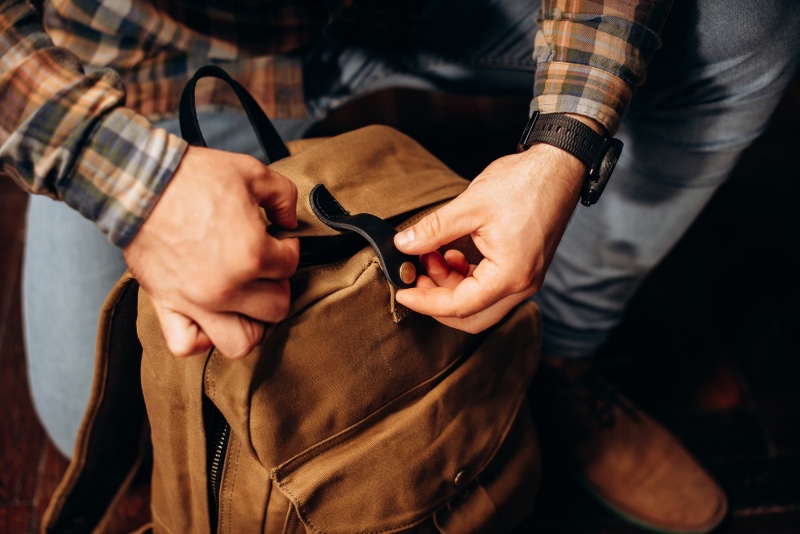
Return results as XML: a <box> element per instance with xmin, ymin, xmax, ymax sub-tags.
<box><xmin>278</xmin><ymin>240</ymin><xmax>301</xmax><ymax>271</ymax></box>
<box><xmin>508</xmin><ymin>277</ymin><xmax>530</xmax><ymax>295</ymax></box>
<box><xmin>283</xmin><ymin>178</ymin><xmax>298</xmax><ymax>203</ymax></box>
<box><xmin>241</xmin><ymin>247</ymin><xmax>266</xmax><ymax>276</ymax></box>
<box><xmin>420</xmin><ymin>211</ymin><xmax>445</xmax><ymax>238</ymax></box>
<box><xmin>227</xmin><ymin>328</ymin><xmax>260</xmax><ymax>360</ymax></box>
<box><xmin>272</xmin><ymin>298</ymin><xmax>291</xmax><ymax>321</ymax></box>
<box><xmin>270</xmin><ymin>282</ymin><xmax>292</xmax><ymax>320</ymax></box>
<box><xmin>509</xmin><ymin>267</ymin><xmax>539</xmax><ymax>295</ymax></box>
<box><xmin>166</xmin><ymin>337</ymin><xmax>191</xmax><ymax>358</ymax></box>
<box><xmin>241</xmin><ymin>154</ymin><xmax>267</xmax><ymax>177</ymax></box>
<box><xmin>189</xmin><ymin>278</ymin><xmax>233</xmax><ymax>308</ymax></box>
<box><xmin>226</xmin><ymin>344</ymin><xmax>251</xmax><ymax>360</ymax></box>
<box><xmin>264</xmin><ymin>239</ymin><xmax>300</xmax><ymax>277</ymax></box>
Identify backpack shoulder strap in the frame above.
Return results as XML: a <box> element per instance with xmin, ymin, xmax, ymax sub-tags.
<box><xmin>42</xmin><ymin>272</ymin><xmax>150</xmax><ymax>533</ymax></box>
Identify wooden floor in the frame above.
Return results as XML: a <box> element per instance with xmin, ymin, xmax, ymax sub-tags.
<box><xmin>2</xmin><ymin>76</ymin><xmax>799</xmax><ymax>533</ymax></box>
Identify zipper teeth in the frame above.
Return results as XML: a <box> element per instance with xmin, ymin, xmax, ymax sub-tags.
<box><xmin>208</xmin><ymin>418</ymin><xmax>230</xmax><ymax>508</ymax></box>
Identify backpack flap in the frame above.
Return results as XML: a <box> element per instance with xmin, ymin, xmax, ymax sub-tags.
<box><xmin>270</xmin><ymin>124</ymin><xmax>469</xmax><ymax>242</ymax></box>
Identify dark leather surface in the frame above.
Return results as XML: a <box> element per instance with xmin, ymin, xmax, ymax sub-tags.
<box><xmin>179</xmin><ymin>64</ymin><xmax>290</xmax><ymax>162</ymax></box>
<box><xmin>309</xmin><ymin>184</ymin><xmax>423</xmax><ymax>289</ymax></box>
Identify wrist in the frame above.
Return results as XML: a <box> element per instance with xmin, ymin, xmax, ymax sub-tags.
<box><xmin>517</xmin><ymin>111</ymin><xmax>623</xmax><ymax>206</ymax></box>
<box><xmin>513</xmin><ymin>142</ymin><xmax>585</xmax><ymax>203</ymax></box>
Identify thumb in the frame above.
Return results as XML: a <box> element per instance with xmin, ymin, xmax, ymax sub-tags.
<box><xmin>158</xmin><ymin>307</ymin><xmax>213</xmax><ymax>357</ymax></box>
<box><xmin>394</xmin><ymin>198</ymin><xmax>476</xmax><ymax>255</ymax></box>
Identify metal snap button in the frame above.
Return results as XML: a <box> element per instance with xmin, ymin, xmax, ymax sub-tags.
<box><xmin>453</xmin><ymin>469</ymin><xmax>468</xmax><ymax>487</ymax></box>
<box><xmin>399</xmin><ymin>261</ymin><xmax>417</xmax><ymax>285</ymax></box>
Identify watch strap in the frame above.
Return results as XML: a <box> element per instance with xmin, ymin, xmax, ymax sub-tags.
<box><xmin>518</xmin><ymin>111</ymin><xmax>623</xmax><ymax>206</ymax></box>
<box><xmin>517</xmin><ymin>112</ymin><xmax>605</xmax><ymax>169</ymax></box>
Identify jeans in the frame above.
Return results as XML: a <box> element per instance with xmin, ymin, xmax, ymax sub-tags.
<box><xmin>532</xmin><ymin>0</ymin><xmax>800</xmax><ymax>357</ymax></box>
<box><xmin>23</xmin><ymin>0</ymin><xmax>799</xmax><ymax>457</ymax></box>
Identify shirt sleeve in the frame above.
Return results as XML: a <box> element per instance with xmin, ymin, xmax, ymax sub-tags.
<box><xmin>532</xmin><ymin>0</ymin><xmax>674</xmax><ymax>134</ymax></box>
<box><xmin>0</xmin><ymin>0</ymin><xmax>187</xmax><ymax>248</ymax></box>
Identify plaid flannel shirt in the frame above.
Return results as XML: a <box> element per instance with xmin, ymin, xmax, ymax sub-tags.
<box><xmin>532</xmin><ymin>0</ymin><xmax>673</xmax><ymax>132</ymax></box>
<box><xmin>0</xmin><ymin>0</ymin><xmax>671</xmax><ymax>248</ymax></box>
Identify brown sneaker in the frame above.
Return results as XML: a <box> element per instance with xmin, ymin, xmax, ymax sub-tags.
<box><xmin>535</xmin><ymin>359</ymin><xmax>728</xmax><ymax>533</ymax></box>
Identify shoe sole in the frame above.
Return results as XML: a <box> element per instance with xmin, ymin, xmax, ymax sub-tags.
<box><xmin>573</xmin><ymin>471</ymin><xmax>726</xmax><ymax>534</ymax></box>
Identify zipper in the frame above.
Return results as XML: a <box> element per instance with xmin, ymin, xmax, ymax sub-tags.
<box><xmin>209</xmin><ymin>406</ymin><xmax>230</xmax><ymax>508</ymax></box>
<box><xmin>203</xmin><ymin>346</ymin><xmax>232</xmax><ymax>533</ymax></box>
<box><xmin>204</xmin><ymin>394</ymin><xmax>231</xmax><ymax>533</ymax></box>
<box><xmin>206</xmin><ymin>400</ymin><xmax>230</xmax><ymax>533</ymax></box>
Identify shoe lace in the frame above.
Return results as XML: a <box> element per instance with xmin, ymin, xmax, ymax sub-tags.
<box><xmin>581</xmin><ymin>369</ymin><xmax>639</xmax><ymax>428</ymax></box>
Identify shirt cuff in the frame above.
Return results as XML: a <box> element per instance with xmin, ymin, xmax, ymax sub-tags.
<box><xmin>531</xmin><ymin>61</ymin><xmax>633</xmax><ymax>134</ymax></box>
<box><xmin>63</xmin><ymin>107</ymin><xmax>188</xmax><ymax>248</ymax></box>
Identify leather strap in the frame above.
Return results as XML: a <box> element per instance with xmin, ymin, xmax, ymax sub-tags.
<box><xmin>310</xmin><ymin>184</ymin><xmax>423</xmax><ymax>289</ymax></box>
<box><xmin>180</xmin><ymin>65</ymin><xmax>423</xmax><ymax>286</ymax></box>
<box><xmin>179</xmin><ymin>65</ymin><xmax>290</xmax><ymax>163</ymax></box>
<box><xmin>517</xmin><ymin>112</ymin><xmax>605</xmax><ymax>169</ymax></box>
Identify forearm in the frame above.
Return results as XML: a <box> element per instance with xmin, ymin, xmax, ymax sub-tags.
<box><xmin>532</xmin><ymin>0</ymin><xmax>674</xmax><ymax>134</ymax></box>
<box><xmin>0</xmin><ymin>0</ymin><xmax>187</xmax><ymax>247</ymax></box>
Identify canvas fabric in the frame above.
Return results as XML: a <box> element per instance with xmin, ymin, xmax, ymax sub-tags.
<box><xmin>42</xmin><ymin>123</ymin><xmax>543</xmax><ymax>533</ymax></box>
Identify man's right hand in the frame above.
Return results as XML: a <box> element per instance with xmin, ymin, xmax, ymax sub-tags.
<box><xmin>123</xmin><ymin>145</ymin><xmax>300</xmax><ymax>359</ymax></box>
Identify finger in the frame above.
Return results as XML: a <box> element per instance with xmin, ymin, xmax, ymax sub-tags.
<box><xmin>396</xmin><ymin>284</ymin><xmax>465</xmax><ymax>318</ymax></box>
<box><xmin>428</xmin><ymin>292</ymin><xmax>525</xmax><ymax>334</ymax></box>
<box><xmin>443</xmin><ymin>249</ymin><xmax>469</xmax><ymax>277</ymax></box>
<box><xmin>220</xmin><ymin>278</ymin><xmax>292</xmax><ymax>323</ymax></box>
<box><xmin>394</xmin><ymin>195</ymin><xmax>478</xmax><ymax>255</ymax></box>
<box><xmin>399</xmin><ymin>248</ymin><xmax>533</xmax><ymax>318</ymax></box>
<box><xmin>415</xmin><ymin>275</ymin><xmax>438</xmax><ymax>290</ymax></box>
<box><xmin>157</xmin><ymin>307</ymin><xmax>213</xmax><ymax>357</ymax></box>
<box><xmin>419</xmin><ymin>252</ymin><xmax>466</xmax><ymax>290</ymax></box>
<box><xmin>195</xmin><ymin>311</ymin><xmax>265</xmax><ymax>360</ymax></box>
<box><xmin>253</xmin><ymin>236</ymin><xmax>300</xmax><ymax>280</ymax></box>
<box><xmin>420</xmin><ymin>252</ymin><xmax>449</xmax><ymax>285</ymax></box>
<box><xmin>397</xmin><ymin>272</ymin><xmax>508</xmax><ymax>319</ymax></box>
<box><xmin>251</xmin><ymin>168</ymin><xmax>298</xmax><ymax>230</ymax></box>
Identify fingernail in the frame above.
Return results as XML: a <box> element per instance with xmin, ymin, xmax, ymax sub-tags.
<box><xmin>396</xmin><ymin>229</ymin><xmax>414</xmax><ymax>247</ymax></box>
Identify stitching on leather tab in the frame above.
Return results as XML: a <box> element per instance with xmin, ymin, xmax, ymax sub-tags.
<box><xmin>312</xmin><ymin>199</ymin><xmax>336</xmax><ymax>221</ymax></box>
<box><xmin>328</xmin><ymin>194</ymin><xmax>349</xmax><ymax>218</ymax></box>
<box><xmin>312</xmin><ymin>187</ymin><xmax>349</xmax><ymax>221</ymax></box>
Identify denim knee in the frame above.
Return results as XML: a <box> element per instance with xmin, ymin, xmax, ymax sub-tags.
<box><xmin>535</xmin><ymin>0</ymin><xmax>800</xmax><ymax>358</ymax></box>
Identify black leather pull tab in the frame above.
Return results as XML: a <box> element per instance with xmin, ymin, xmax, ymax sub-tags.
<box><xmin>309</xmin><ymin>184</ymin><xmax>423</xmax><ymax>289</ymax></box>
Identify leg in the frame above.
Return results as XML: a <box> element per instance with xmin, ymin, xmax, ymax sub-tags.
<box><xmin>24</xmin><ymin>110</ymin><xmax>312</xmax><ymax>458</ymax></box>
<box><xmin>533</xmin><ymin>2</ymin><xmax>800</xmax><ymax>532</ymax></box>
<box><xmin>303</xmin><ymin>0</ymin><xmax>539</xmax><ymax>118</ymax></box>
<box><xmin>23</xmin><ymin>196</ymin><xmax>128</xmax><ymax>458</ymax></box>
<box><xmin>535</xmin><ymin>0</ymin><xmax>800</xmax><ymax>357</ymax></box>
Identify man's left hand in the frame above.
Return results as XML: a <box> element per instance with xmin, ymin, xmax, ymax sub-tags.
<box><xmin>394</xmin><ymin>142</ymin><xmax>585</xmax><ymax>333</ymax></box>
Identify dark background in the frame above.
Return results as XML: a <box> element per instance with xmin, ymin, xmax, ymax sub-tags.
<box><xmin>1</xmin><ymin>74</ymin><xmax>799</xmax><ymax>532</ymax></box>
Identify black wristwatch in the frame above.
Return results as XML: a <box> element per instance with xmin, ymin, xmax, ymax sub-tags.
<box><xmin>517</xmin><ymin>111</ymin><xmax>623</xmax><ymax>206</ymax></box>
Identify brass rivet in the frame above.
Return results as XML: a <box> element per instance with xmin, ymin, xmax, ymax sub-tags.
<box><xmin>399</xmin><ymin>261</ymin><xmax>417</xmax><ymax>285</ymax></box>
<box><xmin>453</xmin><ymin>470</ymin><xmax>467</xmax><ymax>487</ymax></box>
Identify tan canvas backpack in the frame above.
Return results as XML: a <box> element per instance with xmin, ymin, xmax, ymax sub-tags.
<box><xmin>42</xmin><ymin>66</ymin><xmax>542</xmax><ymax>534</ymax></box>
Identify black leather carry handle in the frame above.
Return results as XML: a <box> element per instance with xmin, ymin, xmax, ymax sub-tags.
<box><xmin>179</xmin><ymin>66</ymin><xmax>421</xmax><ymax>288</ymax></box>
<box><xmin>179</xmin><ymin>64</ymin><xmax>290</xmax><ymax>163</ymax></box>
